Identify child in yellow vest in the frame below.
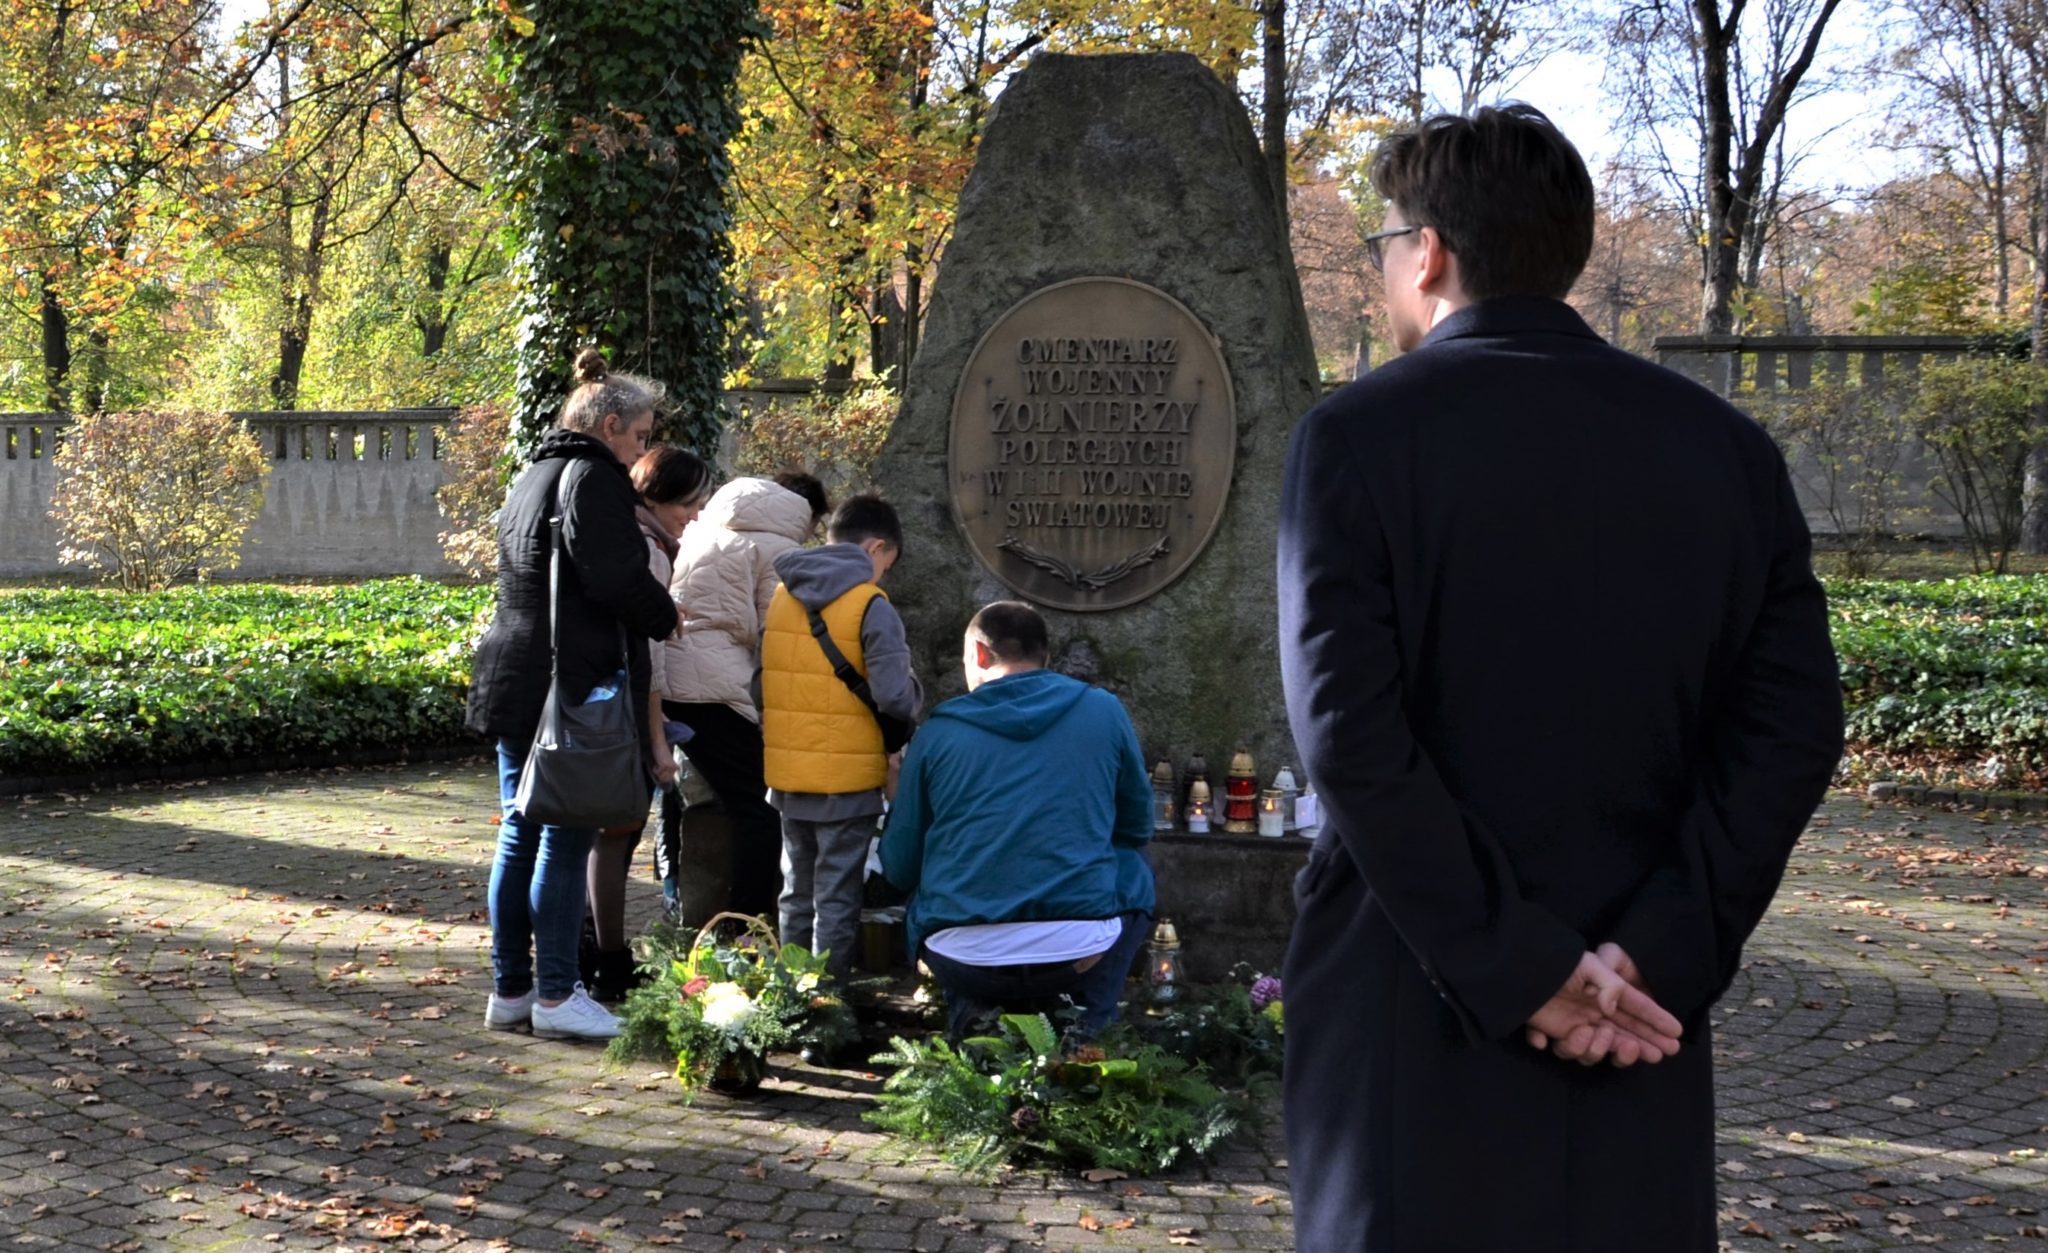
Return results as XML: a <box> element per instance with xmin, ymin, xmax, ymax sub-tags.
<box><xmin>759</xmin><ymin>495</ymin><xmax>922</xmax><ymax>976</ymax></box>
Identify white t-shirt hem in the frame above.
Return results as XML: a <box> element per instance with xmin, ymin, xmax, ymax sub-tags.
<box><xmin>924</xmin><ymin>917</ymin><xmax>1123</xmax><ymax>967</ymax></box>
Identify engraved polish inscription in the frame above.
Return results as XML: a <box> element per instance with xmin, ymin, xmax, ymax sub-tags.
<box><xmin>949</xmin><ymin>278</ymin><xmax>1236</xmax><ymax>612</ymax></box>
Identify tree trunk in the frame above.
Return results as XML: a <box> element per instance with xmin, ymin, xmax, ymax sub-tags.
<box><xmin>1994</xmin><ymin>137</ymin><xmax>2011</xmax><ymax>318</ymax></box>
<box><xmin>895</xmin><ymin>0</ymin><xmax>934</xmax><ymax>386</ymax></box>
<box><xmin>1696</xmin><ymin>1</ymin><xmax>1741</xmax><ymax>335</ymax></box>
<box><xmin>823</xmin><ymin>274</ymin><xmax>856</xmax><ymax>383</ymax></box>
<box><xmin>827</xmin><ymin>181</ymin><xmax>875</xmax><ymax>381</ymax></box>
<box><xmin>869</xmin><ymin>279</ymin><xmax>904</xmax><ymax>385</ymax></box>
<box><xmin>272</xmin><ymin>47</ymin><xmax>302</xmax><ymax>408</ymax></box>
<box><xmin>1410</xmin><ymin>0</ymin><xmax>1427</xmax><ymax>125</ymax></box>
<box><xmin>416</xmin><ymin>236</ymin><xmax>452</xmax><ymax>357</ymax></box>
<box><xmin>39</xmin><ymin>276</ymin><xmax>70</xmax><ymax>413</ymax></box>
<box><xmin>1262</xmin><ymin>0</ymin><xmax>1288</xmax><ymax>234</ymax></box>
<box><xmin>273</xmin><ymin>178</ymin><xmax>333</xmax><ymax>410</ymax></box>
<box><xmin>1693</xmin><ymin>0</ymin><xmax>1841</xmax><ymax>336</ymax></box>
<box><xmin>901</xmin><ymin>240</ymin><xmax>923</xmax><ymax>383</ymax></box>
<box><xmin>2021</xmin><ymin>111</ymin><xmax>2048</xmax><ymax>554</ymax></box>
<box><xmin>274</xmin><ymin>301</ymin><xmax>310</xmax><ymax>409</ymax></box>
<box><xmin>78</xmin><ymin>326</ymin><xmax>109</xmax><ymax>415</ymax></box>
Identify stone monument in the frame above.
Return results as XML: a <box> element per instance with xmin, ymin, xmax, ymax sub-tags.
<box><xmin>873</xmin><ymin>52</ymin><xmax>1319</xmax><ymax>775</ymax></box>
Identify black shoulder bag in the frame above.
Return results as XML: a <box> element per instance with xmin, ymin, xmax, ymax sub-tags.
<box><xmin>512</xmin><ymin>505</ymin><xmax>649</xmax><ymax>828</ymax></box>
<box><xmin>804</xmin><ymin>605</ymin><xmax>913</xmax><ymax>753</ymax></box>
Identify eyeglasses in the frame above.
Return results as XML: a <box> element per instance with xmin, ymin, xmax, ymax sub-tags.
<box><xmin>1363</xmin><ymin>225</ymin><xmax>1423</xmax><ymax>273</ymax></box>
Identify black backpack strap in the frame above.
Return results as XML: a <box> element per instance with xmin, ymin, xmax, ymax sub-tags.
<box><xmin>805</xmin><ymin>601</ymin><xmax>912</xmax><ymax>753</ymax></box>
<box><xmin>805</xmin><ymin>604</ymin><xmax>883</xmax><ymax>717</ymax></box>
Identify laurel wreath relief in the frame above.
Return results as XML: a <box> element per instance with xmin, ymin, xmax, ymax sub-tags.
<box><xmin>997</xmin><ymin>534</ymin><xmax>1172</xmax><ymax>592</ymax></box>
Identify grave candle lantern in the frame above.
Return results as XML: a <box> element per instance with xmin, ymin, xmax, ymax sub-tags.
<box><xmin>1258</xmin><ymin>788</ymin><xmax>1286</xmax><ymax>837</ymax></box>
<box><xmin>1150</xmin><ymin>761</ymin><xmax>1177</xmax><ymax>832</ymax></box>
<box><xmin>1146</xmin><ymin>918</ymin><xmax>1185</xmax><ymax>1010</ymax></box>
<box><xmin>1185</xmin><ymin>780</ymin><xmax>1212</xmax><ymax>833</ymax></box>
<box><xmin>1224</xmin><ymin>749</ymin><xmax>1258</xmax><ymax>834</ymax></box>
<box><xmin>1274</xmin><ymin>765</ymin><xmax>1300</xmax><ymax>832</ymax></box>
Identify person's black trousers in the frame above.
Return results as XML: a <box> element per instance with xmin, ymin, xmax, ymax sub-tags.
<box><xmin>660</xmin><ymin>699</ymin><xmax>784</xmax><ymax>920</ymax></box>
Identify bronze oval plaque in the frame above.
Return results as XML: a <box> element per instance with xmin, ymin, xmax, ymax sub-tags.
<box><xmin>949</xmin><ymin>277</ymin><xmax>1236</xmax><ymax>612</ymax></box>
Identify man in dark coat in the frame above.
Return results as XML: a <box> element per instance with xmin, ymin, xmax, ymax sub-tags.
<box><xmin>1277</xmin><ymin>105</ymin><xmax>1844</xmax><ymax>1252</ymax></box>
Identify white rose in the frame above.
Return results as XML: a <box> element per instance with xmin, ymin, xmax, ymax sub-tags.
<box><xmin>700</xmin><ymin>985</ymin><xmax>756</xmax><ymax>1031</ymax></box>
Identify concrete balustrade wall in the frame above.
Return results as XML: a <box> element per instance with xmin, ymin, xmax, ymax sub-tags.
<box><xmin>0</xmin><ymin>410</ymin><xmax>462</xmax><ymax>579</ymax></box>
<box><xmin>0</xmin><ymin>391</ymin><xmax>845</xmax><ymax>581</ymax></box>
<box><xmin>1653</xmin><ymin>335</ymin><xmax>1984</xmax><ymax>541</ymax></box>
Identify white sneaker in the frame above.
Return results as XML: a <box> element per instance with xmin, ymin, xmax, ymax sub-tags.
<box><xmin>530</xmin><ymin>984</ymin><xmax>621</xmax><ymax>1041</ymax></box>
<box><xmin>485</xmin><ymin>990</ymin><xmax>535</xmax><ymax>1031</ymax></box>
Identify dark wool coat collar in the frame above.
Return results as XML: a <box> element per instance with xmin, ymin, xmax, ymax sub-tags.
<box><xmin>1419</xmin><ymin>296</ymin><xmax>1604</xmax><ymax>349</ymax></box>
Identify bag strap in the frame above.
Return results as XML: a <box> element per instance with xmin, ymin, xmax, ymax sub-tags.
<box><xmin>805</xmin><ymin>602</ymin><xmax>885</xmax><ymax>722</ymax></box>
<box><xmin>547</xmin><ymin>513</ymin><xmax>563</xmax><ymax>679</ymax></box>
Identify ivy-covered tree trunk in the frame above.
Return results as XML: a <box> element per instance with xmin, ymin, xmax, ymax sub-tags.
<box><xmin>494</xmin><ymin>2</ymin><xmax>760</xmax><ymax>457</ymax></box>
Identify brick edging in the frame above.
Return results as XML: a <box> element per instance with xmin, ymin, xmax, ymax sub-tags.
<box><xmin>0</xmin><ymin>742</ymin><xmax>491</xmax><ymax>799</ymax></box>
<box><xmin>1869</xmin><ymin>781</ymin><xmax>2048</xmax><ymax>813</ymax></box>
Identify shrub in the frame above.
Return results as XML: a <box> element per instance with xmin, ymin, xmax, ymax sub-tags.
<box><xmin>434</xmin><ymin>403</ymin><xmax>514</xmax><ymax>578</ymax></box>
<box><xmin>731</xmin><ymin>383</ymin><xmax>897</xmax><ymax>493</ymax></box>
<box><xmin>866</xmin><ymin>1013</ymin><xmax>1244</xmax><ymax>1177</ymax></box>
<box><xmin>1908</xmin><ymin>358</ymin><xmax>2048</xmax><ymax>574</ymax></box>
<box><xmin>1756</xmin><ymin>380</ymin><xmax>1919</xmax><ymax>577</ymax></box>
<box><xmin>48</xmin><ymin>409</ymin><xmax>269</xmax><ymax>591</ymax></box>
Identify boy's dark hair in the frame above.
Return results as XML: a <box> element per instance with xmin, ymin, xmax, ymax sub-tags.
<box><xmin>773</xmin><ymin>469</ymin><xmax>831</xmax><ymax>527</ymax></box>
<box><xmin>967</xmin><ymin>600</ymin><xmax>1048</xmax><ymax>666</ymax></box>
<box><xmin>826</xmin><ymin>493</ymin><xmax>903</xmax><ymax>553</ymax></box>
<box><xmin>1369</xmin><ymin>103</ymin><xmax>1594</xmax><ymax>301</ymax></box>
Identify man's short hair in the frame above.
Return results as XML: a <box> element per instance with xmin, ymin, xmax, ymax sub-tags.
<box><xmin>827</xmin><ymin>493</ymin><xmax>903</xmax><ymax>552</ymax></box>
<box><xmin>1369</xmin><ymin>103</ymin><xmax>1594</xmax><ymax>301</ymax></box>
<box><xmin>967</xmin><ymin>601</ymin><xmax>1049</xmax><ymax>666</ymax></box>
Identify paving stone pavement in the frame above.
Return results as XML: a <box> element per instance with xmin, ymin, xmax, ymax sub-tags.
<box><xmin>0</xmin><ymin>765</ymin><xmax>2042</xmax><ymax>1250</ymax></box>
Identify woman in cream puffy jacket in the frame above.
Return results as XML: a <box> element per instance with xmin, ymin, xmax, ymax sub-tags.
<box><xmin>655</xmin><ymin>473</ymin><xmax>826</xmax><ymax>919</ymax></box>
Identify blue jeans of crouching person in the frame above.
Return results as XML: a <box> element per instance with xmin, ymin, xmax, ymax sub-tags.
<box><xmin>919</xmin><ymin>909</ymin><xmax>1152</xmax><ymax>1042</ymax></box>
<box><xmin>489</xmin><ymin>742</ymin><xmax>597</xmax><ymax>1001</ymax></box>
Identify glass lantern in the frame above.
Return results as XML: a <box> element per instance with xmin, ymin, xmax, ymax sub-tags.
<box><xmin>1274</xmin><ymin>765</ymin><xmax>1300</xmax><ymax>832</ymax></box>
<box><xmin>1257</xmin><ymin>788</ymin><xmax>1286</xmax><ymax>837</ymax></box>
<box><xmin>1151</xmin><ymin>761</ymin><xmax>1177</xmax><ymax>832</ymax></box>
<box><xmin>1146</xmin><ymin>918</ymin><xmax>1185</xmax><ymax>1010</ymax></box>
<box><xmin>1224</xmin><ymin>748</ymin><xmax>1258</xmax><ymax>834</ymax></box>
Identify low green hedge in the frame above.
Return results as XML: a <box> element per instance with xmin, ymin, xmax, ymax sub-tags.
<box><xmin>6</xmin><ymin>574</ymin><xmax>2048</xmax><ymax>786</ymax></box>
<box><xmin>0</xmin><ymin>580</ymin><xmax>490</xmax><ymax>779</ymax></box>
<box><xmin>1829</xmin><ymin>576</ymin><xmax>2048</xmax><ymax>778</ymax></box>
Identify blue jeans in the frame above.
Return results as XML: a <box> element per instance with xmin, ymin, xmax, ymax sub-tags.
<box><xmin>921</xmin><ymin>909</ymin><xmax>1151</xmax><ymax>1042</ymax></box>
<box><xmin>490</xmin><ymin>742</ymin><xmax>598</xmax><ymax>1001</ymax></box>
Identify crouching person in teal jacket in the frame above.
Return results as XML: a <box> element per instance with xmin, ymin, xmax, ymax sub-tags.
<box><xmin>879</xmin><ymin>601</ymin><xmax>1154</xmax><ymax>1041</ymax></box>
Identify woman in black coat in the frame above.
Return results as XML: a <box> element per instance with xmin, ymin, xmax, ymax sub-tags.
<box><xmin>467</xmin><ymin>348</ymin><xmax>680</xmax><ymax>1042</ymax></box>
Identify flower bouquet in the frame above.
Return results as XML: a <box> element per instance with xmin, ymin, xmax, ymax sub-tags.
<box><xmin>607</xmin><ymin>912</ymin><xmax>858</xmax><ymax>1096</ymax></box>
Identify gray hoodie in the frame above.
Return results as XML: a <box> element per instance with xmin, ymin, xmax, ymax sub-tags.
<box><xmin>764</xmin><ymin>543</ymin><xmax>923</xmax><ymax>821</ymax></box>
